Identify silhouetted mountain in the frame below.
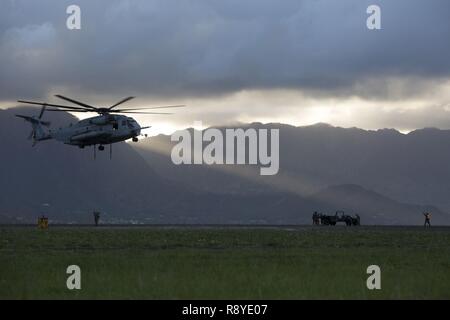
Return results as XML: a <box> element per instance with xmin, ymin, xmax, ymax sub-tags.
<box><xmin>135</xmin><ymin>123</ymin><xmax>450</xmax><ymax>212</ymax></box>
<box><xmin>1</xmin><ymin>109</ymin><xmax>448</xmax><ymax>225</ymax></box>
<box><xmin>133</xmin><ymin>123</ymin><xmax>450</xmax><ymax>224</ymax></box>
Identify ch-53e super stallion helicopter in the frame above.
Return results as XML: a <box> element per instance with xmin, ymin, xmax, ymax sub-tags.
<box><xmin>16</xmin><ymin>95</ymin><xmax>184</xmax><ymax>159</ymax></box>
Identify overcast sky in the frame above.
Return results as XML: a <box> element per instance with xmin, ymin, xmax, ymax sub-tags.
<box><xmin>1</xmin><ymin>0</ymin><xmax>450</xmax><ymax>133</ymax></box>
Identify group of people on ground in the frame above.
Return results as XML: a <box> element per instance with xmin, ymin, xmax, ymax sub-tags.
<box><xmin>312</xmin><ymin>211</ymin><xmax>432</xmax><ymax>227</ymax></box>
<box><xmin>312</xmin><ymin>211</ymin><xmax>321</xmax><ymax>225</ymax></box>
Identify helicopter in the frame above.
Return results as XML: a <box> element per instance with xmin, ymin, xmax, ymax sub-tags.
<box><xmin>15</xmin><ymin>95</ymin><xmax>184</xmax><ymax>158</ymax></box>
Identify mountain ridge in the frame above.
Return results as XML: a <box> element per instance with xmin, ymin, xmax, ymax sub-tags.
<box><xmin>135</xmin><ymin>121</ymin><xmax>450</xmax><ymax>212</ymax></box>
<box><xmin>2</xmin><ymin>107</ymin><xmax>449</xmax><ymax>225</ymax></box>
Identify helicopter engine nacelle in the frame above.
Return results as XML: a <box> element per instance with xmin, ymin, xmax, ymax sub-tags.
<box><xmin>90</xmin><ymin>117</ymin><xmax>110</xmax><ymax>125</ymax></box>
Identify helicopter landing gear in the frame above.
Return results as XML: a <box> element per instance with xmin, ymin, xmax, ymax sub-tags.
<box><xmin>98</xmin><ymin>145</ymin><xmax>105</xmax><ymax>151</ymax></box>
<box><xmin>132</xmin><ymin>137</ymin><xmax>138</xmax><ymax>142</ymax></box>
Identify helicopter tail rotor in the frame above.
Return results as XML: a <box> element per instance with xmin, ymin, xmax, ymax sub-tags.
<box><xmin>15</xmin><ymin>105</ymin><xmax>51</xmax><ymax>146</ymax></box>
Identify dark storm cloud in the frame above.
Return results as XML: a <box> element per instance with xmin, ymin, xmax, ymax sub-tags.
<box><xmin>0</xmin><ymin>0</ymin><xmax>449</xmax><ymax>101</ymax></box>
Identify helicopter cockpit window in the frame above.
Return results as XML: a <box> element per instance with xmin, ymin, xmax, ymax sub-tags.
<box><xmin>122</xmin><ymin>120</ymin><xmax>126</xmax><ymax>126</ymax></box>
<box><xmin>113</xmin><ymin>122</ymin><xmax>118</xmax><ymax>130</ymax></box>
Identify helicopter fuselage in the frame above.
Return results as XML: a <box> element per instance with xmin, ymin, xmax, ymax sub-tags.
<box><xmin>50</xmin><ymin>114</ymin><xmax>142</xmax><ymax>147</ymax></box>
<box><xmin>16</xmin><ymin>94</ymin><xmax>179</xmax><ymax>151</ymax></box>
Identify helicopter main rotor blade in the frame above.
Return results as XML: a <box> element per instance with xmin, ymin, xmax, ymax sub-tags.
<box><xmin>145</xmin><ymin>105</ymin><xmax>185</xmax><ymax>110</ymax></box>
<box><xmin>113</xmin><ymin>111</ymin><xmax>173</xmax><ymax>115</ymax></box>
<box><xmin>54</xmin><ymin>95</ymin><xmax>98</xmax><ymax>110</ymax></box>
<box><xmin>114</xmin><ymin>105</ymin><xmax>185</xmax><ymax>112</ymax></box>
<box><xmin>46</xmin><ymin>108</ymin><xmax>90</xmax><ymax>113</ymax></box>
<box><xmin>108</xmin><ymin>96</ymin><xmax>135</xmax><ymax>110</ymax></box>
<box><xmin>18</xmin><ymin>100</ymin><xmax>92</xmax><ymax>111</ymax></box>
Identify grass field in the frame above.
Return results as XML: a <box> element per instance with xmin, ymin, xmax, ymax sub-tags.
<box><xmin>0</xmin><ymin>225</ymin><xmax>449</xmax><ymax>299</ymax></box>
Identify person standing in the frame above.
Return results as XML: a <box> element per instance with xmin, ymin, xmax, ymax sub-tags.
<box><xmin>423</xmin><ymin>212</ymin><xmax>431</xmax><ymax>227</ymax></box>
<box><xmin>355</xmin><ymin>214</ymin><xmax>361</xmax><ymax>226</ymax></box>
<box><xmin>93</xmin><ymin>211</ymin><xmax>100</xmax><ymax>226</ymax></box>
<box><xmin>313</xmin><ymin>211</ymin><xmax>320</xmax><ymax>225</ymax></box>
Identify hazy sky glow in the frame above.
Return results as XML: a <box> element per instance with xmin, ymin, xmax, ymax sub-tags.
<box><xmin>1</xmin><ymin>0</ymin><xmax>450</xmax><ymax>134</ymax></box>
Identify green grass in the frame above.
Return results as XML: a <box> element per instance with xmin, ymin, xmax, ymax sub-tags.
<box><xmin>0</xmin><ymin>226</ymin><xmax>449</xmax><ymax>299</ymax></box>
